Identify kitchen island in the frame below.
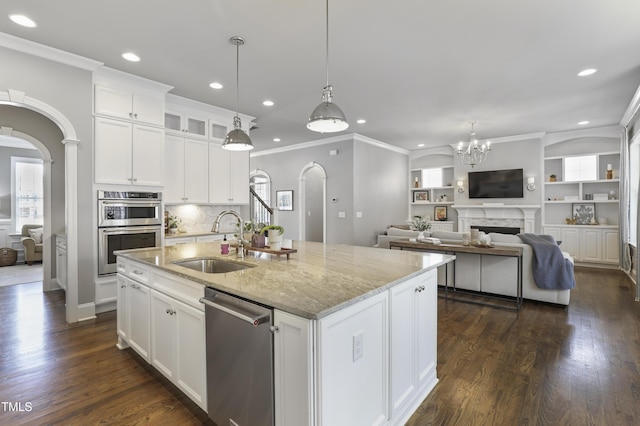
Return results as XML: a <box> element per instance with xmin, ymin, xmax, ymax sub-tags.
<box><xmin>116</xmin><ymin>240</ymin><xmax>454</xmax><ymax>426</ymax></box>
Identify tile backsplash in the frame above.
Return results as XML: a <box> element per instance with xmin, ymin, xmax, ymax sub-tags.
<box><xmin>165</xmin><ymin>204</ymin><xmax>250</xmax><ymax>234</ymax></box>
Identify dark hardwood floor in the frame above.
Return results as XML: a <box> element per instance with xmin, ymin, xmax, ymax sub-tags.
<box><xmin>0</xmin><ymin>267</ymin><xmax>638</xmax><ymax>425</ymax></box>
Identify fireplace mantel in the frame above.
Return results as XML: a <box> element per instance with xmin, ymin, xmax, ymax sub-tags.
<box><xmin>452</xmin><ymin>204</ymin><xmax>540</xmax><ymax>233</ymax></box>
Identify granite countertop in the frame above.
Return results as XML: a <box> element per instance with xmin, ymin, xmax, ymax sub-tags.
<box><xmin>116</xmin><ymin>241</ymin><xmax>455</xmax><ymax>319</ymax></box>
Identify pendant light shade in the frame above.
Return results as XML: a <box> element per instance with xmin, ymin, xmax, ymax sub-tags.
<box><xmin>223</xmin><ymin>36</ymin><xmax>254</xmax><ymax>151</ymax></box>
<box><xmin>307</xmin><ymin>0</ymin><xmax>348</xmax><ymax>133</ymax></box>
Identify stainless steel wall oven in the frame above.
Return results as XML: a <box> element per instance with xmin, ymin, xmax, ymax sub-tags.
<box><xmin>98</xmin><ymin>191</ymin><xmax>162</xmax><ymax>276</ymax></box>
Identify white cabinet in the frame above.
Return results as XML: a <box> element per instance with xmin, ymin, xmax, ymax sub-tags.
<box><xmin>55</xmin><ymin>235</ymin><xmax>67</xmax><ymax>291</ymax></box>
<box><xmin>429</xmin><ymin>221</ymin><xmax>454</xmax><ymax>232</ymax></box>
<box><xmin>127</xmin><ymin>277</ymin><xmax>151</xmax><ymax>361</ymax></box>
<box><xmin>116</xmin><ymin>258</ymin><xmax>207</xmax><ymax>411</ymax></box>
<box><xmin>542</xmin><ymin>226</ymin><xmax>619</xmax><ymax>265</ymax></box>
<box><xmin>389</xmin><ymin>269</ymin><xmax>437</xmax><ymax>418</ymax></box>
<box><xmin>95</xmin><ymin>84</ymin><xmax>164</xmax><ymax>126</ymax></box>
<box><xmin>150</xmin><ymin>289</ymin><xmax>207</xmax><ymax>411</ymax></box>
<box><xmin>164</xmin><ymin>135</ymin><xmax>209</xmax><ymax>204</ymax></box>
<box><xmin>273</xmin><ymin>310</ymin><xmax>315</xmax><ymax>426</ymax></box>
<box><xmin>165</xmin><ymin>109</ymin><xmax>208</xmax><ymax>139</ymax></box>
<box><xmin>208</xmin><ymin>143</ymin><xmax>249</xmax><ymax>204</ymax></box>
<box><xmin>94</xmin><ymin>117</ymin><xmax>164</xmax><ymax>186</ymax></box>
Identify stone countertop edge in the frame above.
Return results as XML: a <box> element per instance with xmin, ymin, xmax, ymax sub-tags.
<box><xmin>116</xmin><ymin>241</ymin><xmax>455</xmax><ymax>320</ymax></box>
<box><xmin>165</xmin><ymin>231</ymin><xmax>231</xmax><ymax>239</ymax></box>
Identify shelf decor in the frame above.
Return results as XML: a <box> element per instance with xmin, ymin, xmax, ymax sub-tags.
<box><xmin>572</xmin><ymin>203</ymin><xmax>595</xmax><ymax>225</ymax></box>
<box><xmin>435</xmin><ymin>205</ymin><xmax>448</xmax><ymax>221</ymax></box>
<box><xmin>413</xmin><ymin>191</ymin><xmax>429</xmax><ymax>203</ymax></box>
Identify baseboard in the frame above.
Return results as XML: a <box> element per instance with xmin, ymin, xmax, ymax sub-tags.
<box><xmin>77</xmin><ymin>302</ymin><xmax>96</xmax><ymax>322</ymax></box>
<box><xmin>96</xmin><ymin>299</ymin><xmax>116</xmax><ymax>314</ymax></box>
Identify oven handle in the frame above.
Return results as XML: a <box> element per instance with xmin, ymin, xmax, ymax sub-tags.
<box><xmin>199</xmin><ymin>297</ymin><xmax>270</xmax><ymax>327</ymax></box>
<box><xmin>100</xmin><ymin>200</ymin><xmax>161</xmax><ymax>206</ymax></box>
<box><xmin>100</xmin><ymin>226</ymin><xmax>162</xmax><ymax>233</ymax></box>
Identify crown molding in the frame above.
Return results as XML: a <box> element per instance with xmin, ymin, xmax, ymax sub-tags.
<box><xmin>0</xmin><ymin>32</ymin><xmax>102</xmax><ymax>71</ymax></box>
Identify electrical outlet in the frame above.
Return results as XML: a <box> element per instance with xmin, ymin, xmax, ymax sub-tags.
<box><xmin>338</xmin><ymin>211</ymin><xmax>346</xmax><ymax>218</ymax></box>
<box><xmin>356</xmin><ymin>211</ymin><xmax>363</xmax><ymax>218</ymax></box>
<box><xmin>353</xmin><ymin>331</ymin><xmax>364</xmax><ymax>362</ymax></box>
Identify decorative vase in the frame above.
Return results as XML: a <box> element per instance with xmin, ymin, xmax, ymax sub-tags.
<box><xmin>251</xmin><ymin>233</ymin><xmax>266</xmax><ymax>248</ymax></box>
<box><xmin>268</xmin><ymin>232</ymin><xmax>284</xmax><ymax>251</ymax></box>
<box><xmin>549</xmin><ymin>176</ymin><xmax>556</xmax><ymax>182</ymax></box>
<box><xmin>169</xmin><ymin>227</ymin><xmax>178</xmax><ymax>234</ymax></box>
<box><xmin>417</xmin><ymin>231</ymin><xmax>426</xmax><ymax>241</ymax></box>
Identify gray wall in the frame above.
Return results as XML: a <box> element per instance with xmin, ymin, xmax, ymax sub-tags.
<box><xmin>0</xmin><ymin>46</ymin><xmax>94</xmax><ymax>304</ymax></box>
<box><xmin>353</xmin><ymin>140</ymin><xmax>409</xmax><ymax>246</ymax></box>
<box><xmin>251</xmin><ymin>136</ymin><xmax>408</xmax><ymax>246</ymax></box>
<box><xmin>251</xmin><ymin>137</ymin><xmax>354</xmax><ymax>244</ymax></box>
<box><xmin>0</xmin><ymin>145</ymin><xmax>42</xmax><ymax>220</ymax></box>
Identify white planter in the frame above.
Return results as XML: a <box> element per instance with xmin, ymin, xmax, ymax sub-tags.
<box><xmin>269</xmin><ymin>232</ymin><xmax>283</xmax><ymax>251</ymax></box>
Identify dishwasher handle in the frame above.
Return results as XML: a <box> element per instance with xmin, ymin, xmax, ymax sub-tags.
<box><xmin>199</xmin><ymin>297</ymin><xmax>270</xmax><ymax>327</ymax></box>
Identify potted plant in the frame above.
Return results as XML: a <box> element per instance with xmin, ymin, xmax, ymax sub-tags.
<box><xmin>549</xmin><ymin>174</ymin><xmax>557</xmax><ymax>182</ymax></box>
<box><xmin>410</xmin><ymin>215</ymin><xmax>431</xmax><ymax>240</ymax></box>
<box><xmin>260</xmin><ymin>225</ymin><xmax>285</xmax><ymax>250</ymax></box>
<box><xmin>245</xmin><ymin>221</ymin><xmax>267</xmax><ymax>248</ymax></box>
<box><xmin>167</xmin><ymin>214</ymin><xmax>180</xmax><ymax>234</ymax></box>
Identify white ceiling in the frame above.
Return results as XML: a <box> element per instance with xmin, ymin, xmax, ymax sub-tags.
<box><xmin>1</xmin><ymin>0</ymin><xmax>639</xmax><ymax>152</ymax></box>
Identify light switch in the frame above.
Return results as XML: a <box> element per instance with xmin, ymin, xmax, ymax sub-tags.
<box><xmin>338</xmin><ymin>211</ymin><xmax>346</xmax><ymax>218</ymax></box>
<box><xmin>356</xmin><ymin>211</ymin><xmax>363</xmax><ymax>218</ymax></box>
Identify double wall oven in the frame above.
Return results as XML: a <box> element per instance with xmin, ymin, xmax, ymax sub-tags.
<box><xmin>98</xmin><ymin>191</ymin><xmax>162</xmax><ymax>276</ymax></box>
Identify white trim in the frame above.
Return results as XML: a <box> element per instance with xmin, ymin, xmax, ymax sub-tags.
<box><xmin>298</xmin><ymin>162</ymin><xmax>327</xmax><ymax>243</ymax></box>
<box><xmin>542</xmin><ymin>125</ymin><xmax>621</xmax><ymax>147</ymax></box>
<box><xmin>0</xmin><ymin>31</ymin><xmax>102</xmax><ymax>71</ymax></box>
<box><xmin>166</xmin><ymin>93</ymin><xmax>253</xmax><ymax>124</ymax></box>
<box><xmin>448</xmin><ymin>131</ymin><xmax>546</xmax><ymax>150</ymax></box>
<box><xmin>77</xmin><ymin>302</ymin><xmax>97</xmax><ymax>322</ymax></box>
<box><xmin>0</xmin><ymin>88</ymin><xmax>84</xmax><ymax>323</ymax></box>
<box><xmin>620</xmin><ymin>82</ymin><xmax>640</xmax><ymax>127</ymax></box>
<box><xmin>94</xmin><ymin>66</ymin><xmax>174</xmax><ymax>94</ymax></box>
<box><xmin>353</xmin><ymin>134</ymin><xmax>410</xmax><ymax>155</ymax></box>
<box><xmin>251</xmin><ymin>134</ymin><xmax>354</xmax><ymax>157</ymax></box>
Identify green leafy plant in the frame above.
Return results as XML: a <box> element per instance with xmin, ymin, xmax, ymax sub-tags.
<box><xmin>260</xmin><ymin>225</ymin><xmax>284</xmax><ymax>236</ymax></box>
<box><xmin>167</xmin><ymin>214</ymin><xmax>181</xmax><ymax>229</ymax></box>
<box><xmin>410</xmin><ymin>215</ymin><xmax>431</xmax><ymax>232</ymax></box>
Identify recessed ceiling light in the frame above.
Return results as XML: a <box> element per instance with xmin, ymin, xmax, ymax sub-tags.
<box><xmin>577</xmin><ymin>68</ymin><xmax>597</xmax><ymax>77</ymax></box>
<box><xmin>263</xmin><ymin>100</ymin><xmax>274</xmax><ymax>107</ymax></box>
<box><xmin>578</xmin><ymin>120</ymin><xmax>590</xmax><ymax>125</ymax></box>
<box><xmin>209</xmin><ymin>82</ymin><xmax>223</xmax><ymax>89</ymax></box>
<box><xmin>418</xmin><ymin>143</ymin><xmax>425</xmax><ymax>147</ymax></box>
<box><xmin>122</xmin><ymin>52</ymin><xmax>140</xmax><ymax>62</ymax></box>
<box><xmin>356</xmin><ymin>119</ymin><xmax>366</xmax><ymax>124</ymax></box>
<box><xmin>273</xmin><ymin>138</ymin><xmax>281</xmax><ymax>142</ymax></box>
<box><xmin>9</xmin><ymin>14</ymin><xmax>37</xmax><ymax>28</ymax></box>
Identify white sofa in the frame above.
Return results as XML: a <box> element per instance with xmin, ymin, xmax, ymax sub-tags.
<box><xmin>377</xmin><ymin>227</ymin><xmax>573</xmax><ymax>306</ymax></box>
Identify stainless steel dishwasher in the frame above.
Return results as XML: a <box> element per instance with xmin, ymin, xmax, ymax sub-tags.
<box><xmin>200</xmin><ymin>287</ymin><xmax>274</xmax><ymax>426</ymax></box>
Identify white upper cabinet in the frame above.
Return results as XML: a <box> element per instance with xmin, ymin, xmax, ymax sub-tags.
<box><xmin>164</xmin><ymin>135</ymin><xmax>209</xmax><ymax>204</ymax></box>
<box><xmin>94</xmin><ymin>84</ymin><xmax>164</xmax><ymax>126</ymax></box>
<box><xmin>208</xmin><ymin>142</ymin><xmax>249</xmax><ymax>204</ymax></box>
<box><xmin>165</xmin><ymin>108</ymin><xmax>209</xmax><ymax>139</ymax></box>
<box><xmin>95</xmin><ymin>117</ymin><xmax>164</xmax><ymax>186</ymax></box>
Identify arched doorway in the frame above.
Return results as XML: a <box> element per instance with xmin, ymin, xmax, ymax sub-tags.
<box><xmin>0</xmin><ymin>89</ymin><xmax>81</xmax><ymax>323</ymax></box>
<box><xmin>1</xmin><ymin>128</ymin><xmax>51</xmax><ymax>287</ymax></box>
<box><xmin>298</xmin><ymin>162</ymin><xmax>327</xmax><ymax>242</ymax></box>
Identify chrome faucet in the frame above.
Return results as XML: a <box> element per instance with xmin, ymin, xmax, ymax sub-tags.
<box><xmin>212</xmin><ymin>210</ymin><xmax>245</xmax><ymax>258</ymax></box>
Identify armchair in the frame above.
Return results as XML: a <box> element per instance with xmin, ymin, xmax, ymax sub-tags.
<box><xmin>21</xmin><ymin>224</ymin><xmax>43</xmax><ymax>265</ymax></box>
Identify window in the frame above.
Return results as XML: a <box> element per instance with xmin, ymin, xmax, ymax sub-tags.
<box><xmin>12</xmin><ymin>157</ymin><xmax>44</xmax><ymax>233</ymax></box>
<box><xmin>564</xmin><ymin>155</ymin><xmax>597</xmax><ymax>181</ymax></box>
<box><xmin>421</xmin><ymin>168</ymin><xmax>443</xmax><ymax>187</ymax></box>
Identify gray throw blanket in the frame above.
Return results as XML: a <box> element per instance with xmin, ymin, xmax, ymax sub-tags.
<box><xmin>517</xmin><ymin>233</ymin><xmax>576</xmax><ymax>290</ymax></box>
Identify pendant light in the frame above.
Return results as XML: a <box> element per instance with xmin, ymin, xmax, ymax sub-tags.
<box><xmin>307</xmin><ymin>0</ymin><xmax>348</xmax><ymax>133</ymax></box>
<box><xmin>222</xmin><ymin>36</ymin><xmax>254</xmax><ymax>151</ymax></box>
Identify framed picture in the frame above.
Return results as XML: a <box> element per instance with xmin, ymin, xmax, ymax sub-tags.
<box><xmin>572</xmin><ymin>203</ymin><xmax>595</xmax><ymax>225</ymax></box>
<box><xmin>276</xmin><ymin>190</ymin><xmax>294</xmax><ymax>211</ymax></box>
<box><xmin>434</xmin><ymin>205</ymin><xmax>448</xmax><ymax>221</ymax></box>
<box><xmin>413</xmin><ymin>191</ymin><xmax>429</xmax><ymax>203</ymax></box>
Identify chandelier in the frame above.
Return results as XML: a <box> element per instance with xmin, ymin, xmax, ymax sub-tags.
<box><xmin>457</xmin><ymin>121</ymin><xmax>491</xmax><ymax>167</ymax></box>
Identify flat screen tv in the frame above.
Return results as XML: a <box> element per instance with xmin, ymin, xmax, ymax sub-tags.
<box><xmin>468</xmin><ymin>168</ymin><xmax>524</xmax><ymax>199</ymax></box>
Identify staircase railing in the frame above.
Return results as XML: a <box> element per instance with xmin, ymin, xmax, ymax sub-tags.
<box><xmin>250</xmin><ymin>186</ymin><xmax>273</xmax><ymax>226</ymax></box>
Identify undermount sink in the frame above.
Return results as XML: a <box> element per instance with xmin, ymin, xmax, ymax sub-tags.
<box><xmin>172</xmin><ymin>257</ymin><xmax>255</xmax><ymax>274</ymax></box>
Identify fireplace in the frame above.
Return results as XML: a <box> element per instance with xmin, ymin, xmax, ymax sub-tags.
<box><xmin>452</xmin><ymin>204</ymin><xmax>540</xmax><ymax>233</ymax></box>
<box><xmin>471</xmin><ymin>225</ymin><xmax>520</xmax><ymax>235</ymax></box>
